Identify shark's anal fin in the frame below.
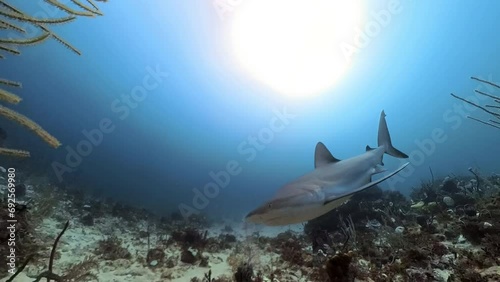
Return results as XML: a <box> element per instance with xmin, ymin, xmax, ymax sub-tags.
<box><xmin>323</xmin><ymin>162</ymin><xmax>409</xmax><ymax>205</ymax></box>
<box><xmin>314</xmin><ymin>142</ymin><xmax>341</xmax><ymax>168</ymax></box>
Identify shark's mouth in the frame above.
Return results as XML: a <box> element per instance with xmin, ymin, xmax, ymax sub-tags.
<box><xmin>245</xmin><ymin>211</ymin><xmax>283</xmax><ymax>225</ymax></box>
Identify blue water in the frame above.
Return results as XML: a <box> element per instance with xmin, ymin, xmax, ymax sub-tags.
<box><xmin>1</xmin><ymin>0</ymin><xmax>499</xmax><ymax>219</ymax></box>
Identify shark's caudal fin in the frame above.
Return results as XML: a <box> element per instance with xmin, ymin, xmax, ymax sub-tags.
<box><xmin>377</xmin><ymin>110</ymin><xmax>409</xmax><ymax>159</ymax></box>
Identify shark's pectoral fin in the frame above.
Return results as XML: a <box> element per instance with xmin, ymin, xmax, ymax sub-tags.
<box><xmin>315</xmin><ymin>142</ymin><xmax>341</xmax><ymax>168</ymax></box>
<box><xmin>322</xmin><ymin>194</ymin><xmax>352</xmax><ymax>208</ymax></box>
<box><xmin>352</xmin><ymin>162</ymin><xmax>409</xmax><ymax>194</ymax></box>
<box><xmin>323</xmin><ymin>162</ymin><xmax>409</xmax><ymax>205</ymax></box>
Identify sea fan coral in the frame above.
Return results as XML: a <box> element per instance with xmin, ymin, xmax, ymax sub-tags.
<box><xmin>451</xmin><ymin>76</ymin><xmax>500</xmax><ymax>130</ymax></box>
<box><xmin>0</xmin><ymin>0</ymin><xmax>107</xmax><ymax>157</ymax></box>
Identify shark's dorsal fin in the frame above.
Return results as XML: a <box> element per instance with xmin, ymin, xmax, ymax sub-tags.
<box><xmin>314</xmin><ymin>142</ymin><xmax>341</xmax><ymax>168</ymax></box>
<box><xmin>323</xmin><ymin>162</ymin><xmax>409</xmax><ymax>205</ymax></box>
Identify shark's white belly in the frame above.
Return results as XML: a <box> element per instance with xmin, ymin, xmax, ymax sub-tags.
<box><xmin>265</xmin><ymin>193</ymin><xmax>352</xmax><ymax>226</ymax></box>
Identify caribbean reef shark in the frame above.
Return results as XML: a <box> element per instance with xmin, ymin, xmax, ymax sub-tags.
<box><xmin>246</xmin><ymin>111</ymin><xmax>409</xmax><ymax>226</ymax></box>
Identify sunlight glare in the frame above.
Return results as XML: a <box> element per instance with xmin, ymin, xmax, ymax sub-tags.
<box><xmin>231</xmin><ymin>0</ymin><xmax>362</xmax><ymax>99</ymax></box>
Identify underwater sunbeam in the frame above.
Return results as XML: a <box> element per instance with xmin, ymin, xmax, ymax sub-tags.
<box><xmin>230</xmin><ymin>0</ymin><xmax>363</xmax><ymax>99</ymax></box>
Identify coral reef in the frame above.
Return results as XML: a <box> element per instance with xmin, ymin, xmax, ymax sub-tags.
<box><xmin>2</xmin><ymin>168</ymin><xmax>499</xmax><ymax>281</ymax></box>
<box><xmin>180</xmin><ymin>249</ymin><xmax>197</xmax><ymax>264</ymax></box>
<box><xmin>300</xmin><ymin>168</ymin><xmax>500</xmax><ymax>281</ymax></box>
<box><xmin>325</xmin><ymin>253</ymin><xmax>353</xmax><ymax>282</ymax></box>
<box><xmin>234</xmin><ymin>263</ymin><xmax>254</xmax><ymax>282</ymax></box>
<box><xmin>0</xmin><ymin>192</ymin><xmax>39</xmax><ymax>276</ymax></box>
<box><xmin>6</xmin><ymin>221</ymin><xmax>98</xmax><ymax>282</ymax></box>
<box><xmin>94</xmin><ymin>236</ymin><xmax>132</xmax><ymax>260</ymax></box>
<box><xmin>146</xmin><ymin>248</ymin><xmax>165</xmax><ymax>267</ymax></box>
<box><xmin>273</xmin><ymin>231</ymin><xmax>311</xmax><ymax>267</ymax></box>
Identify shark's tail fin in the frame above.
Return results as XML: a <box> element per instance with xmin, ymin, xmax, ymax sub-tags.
<box><xmin>377</xmin><ymin>110</ymin><xmax>408</xmax><ymax>158</ymax></box>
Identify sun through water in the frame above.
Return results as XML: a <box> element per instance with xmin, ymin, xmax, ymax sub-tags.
<box><xmin>230</xmin><ymin>0</ymin><xmax>364</xmax><ymax>99</ymax></box>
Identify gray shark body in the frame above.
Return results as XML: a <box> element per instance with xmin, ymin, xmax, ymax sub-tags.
<box><xmin>246</xmin><ymin>111</ymin><xmax>409</xmax><ymax>226</ymax></box>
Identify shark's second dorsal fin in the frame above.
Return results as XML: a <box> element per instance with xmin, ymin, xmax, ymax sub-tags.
<box><xmin>315</xmin><ymin>142</ymin><xmax>341</xmax><ymax>168</ymax></box>
<box><xmin>366</xmin><ymin>145</ymin><xmax>383</xmax><ymax>165</ymax></box>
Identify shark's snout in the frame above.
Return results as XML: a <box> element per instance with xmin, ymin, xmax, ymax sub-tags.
<box><xmin>245</xmin><ymin>207</ymin><xmax>264</xmax><ymax>222</ymax></box>
<box><xmin>245</xmin><ymin>213</ymin><xmax>262</xmax><ymax>224</ymax></box>
<box><xmin>245</xmin><ymin>210</ymin><xmax>256</xmax><ymax>220</ymax></box>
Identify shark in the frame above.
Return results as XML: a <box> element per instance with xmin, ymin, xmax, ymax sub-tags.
<box><xmin>245</xmin><ymin>111</ymin><xmax>410</xmax><ymax>226</ymax></box>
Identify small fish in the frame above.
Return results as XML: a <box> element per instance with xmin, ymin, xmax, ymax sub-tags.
<box><xmin>246</xmin><ymin>111</ymin><xmax>409</xmax><ymax>226</ymax></box>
